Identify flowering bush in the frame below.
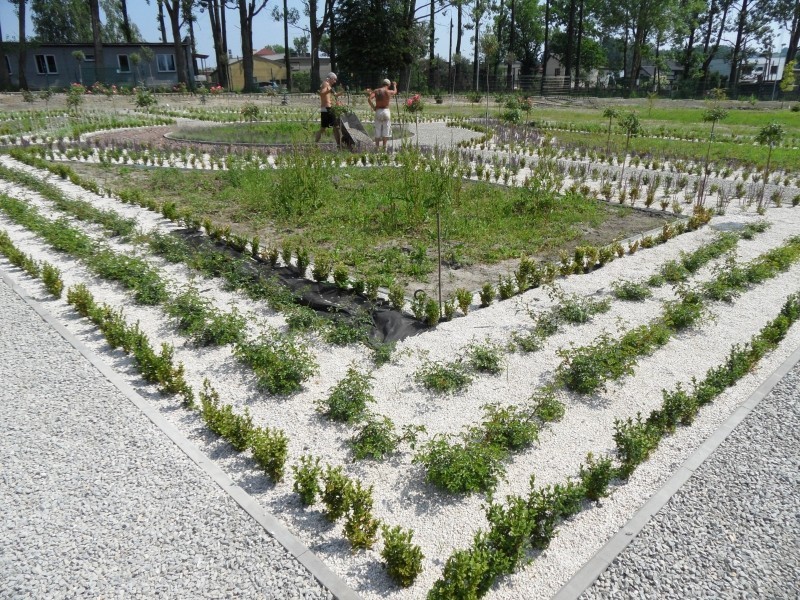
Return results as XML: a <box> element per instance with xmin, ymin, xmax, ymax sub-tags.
<box><xmin>173</xmin><ymin>82</ymin><xmax>188</xmax><ymax>93</ymax></box>
<box><xmin>210</xmin><ymin>85</ymin><xmax>224</xmax><ymax>95</ymax></box>
<box><xmin>405</xmin><ymin>94</ymin><xmax>424</xmax><ymax>113</ymax></box>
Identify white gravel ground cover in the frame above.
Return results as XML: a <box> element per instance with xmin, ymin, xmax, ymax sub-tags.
<box><xmin>1</xmin><ymin>150</ymin><xmax>799</xmax><ymax>599</ymax></box>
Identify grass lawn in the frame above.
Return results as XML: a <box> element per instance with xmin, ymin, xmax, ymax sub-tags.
<box><xmin>70</xmin><ymin>150</ymin><xmax>669</xmax><ymax>286</ymax></box>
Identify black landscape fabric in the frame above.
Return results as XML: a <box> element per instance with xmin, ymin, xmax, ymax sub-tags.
<box><xmin>175</xmin><ymin>230</ymin><xmax>426</xmax><ymax>343</ymax></box>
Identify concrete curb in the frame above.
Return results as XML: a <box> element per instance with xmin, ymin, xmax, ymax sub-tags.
<box><xmin>553</xmin><ymin>339</ymin><xmax>800</xmax><ymax>600</ymax></box>
<box><xmin>0</xmin><ymin>267</ymin><xmax>361</xmax><ymax>600</ymax></box>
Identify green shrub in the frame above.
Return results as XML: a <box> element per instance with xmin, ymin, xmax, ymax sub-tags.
<box><xmin>611</xmin><ymin>280</ymin><xmax>652</xmax><ymax>301</ymax></box>
<box><xmin>478</xmin><ymin>404</ymin><xmax>538</xmax><ymax>451</ymax></box>
<box><xmin>292</xmin><ymin>455</ymin><xmax>322</xmax><ymax>506</ymax></box>
<box><xmin>482</xmin><ymin>496</ymin><xmax>532</xmax><ymax>579</ymax></box>
<box><xmin>428</xmin><ymin>543</ymin><xmax>492</xmax><ymax>600</ymax></box>
<box><xmin>613</xmin><ymin>413</ymin><xmax>661</xmax><ymax>478</ymax></box>
<box><xmin>455</xmin><ymin>287</ymin><xmax>473</xmax><ymax>315</ymax></box>
<box><xmin>414</xmin><ymin>436</ymin><xmax>505</xmax><ymax>494</ymax></box>
<box><xmin>388</xmin><ymin>283</ymin><xmax>406</xmax><ymax>312</ymax></box>
<box><xmin>319</xmin><ymin>366</ymin><xmax>374</xmax><ymax>423</ymax></box>
<box><xmin>414</xmin><ymin>359</ymin><xmax>472</xmax><ymax>393</ymax></box>
<box><xmin>350</xmin><ymin>416</ymin><xmax>398</xmax><ymax>460</ymax></box>
<box><xmin>647</xmin><ymin>384</ymin><xmax>698</xmax><ymax>433</ymax></box>
<box><xmin>343</xmin><ymin>480</ymin><xmax>380</xmax><ymax>550</ymax></box>
<box><xmin>662</xmin><ymin>288</ymin><xmax>707</xmax><ymax>331</ymax></box>
<box><xmin>249</xmin><ymin>426</ymin><xmax>289</xmax><ymax>483</ymax></box>
<box><xmin>67</xmin><ymin>283</ymin><xmax>97</xmax><ymax>317</ymax></box>
<box><xmin>479</xmin><ymin>282</ymin><xmax>494</xmax><ymax>307</ymax></box>
<box><xmin>41</xmin><ymin>262</ymin><xmax>64</xmax><ymax>298</ymax></box>
<box><xmin>531</xmin><ymin>388</ymin><xmax>565</xmax><ymax>422</ymax></box>
<box><xmin>579</xmin><ymin>452</ymin><xmax>614</xmax><ymax>501</ymax></box>
<box><xmin>380</xmin><ymin>525</ymin><xmax>424</xmax><ymax>587</ymax></box>
<box><xmin>466</xmin><ymin>340</ymin><xmax>504</xmax><ymax>374</ymax></box>
<box><xmin>321</xmin><ymin>465</ymin><xmax>353</xmax><ymax>522</ymax></box>
<box><xmin>234</xmin><ymin>329</ymin><xmax>317</xmax><ymax>394</ymax></box>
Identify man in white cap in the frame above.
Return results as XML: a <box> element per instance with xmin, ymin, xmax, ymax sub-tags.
<box><xmin>367</xmin><ymin>78</ymin><xmax>397</xmax><ymax>149</ymax></box>
<box><xmin>315</xmin><ymin>72</ymin><xmax>342</xmax><ymax>147</ymax></box>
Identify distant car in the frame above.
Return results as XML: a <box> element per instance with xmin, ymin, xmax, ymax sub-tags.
<box><xmin>259</xmin><ymin>81</ymin><xmax>280</xmax><ymax>92</ymax></box>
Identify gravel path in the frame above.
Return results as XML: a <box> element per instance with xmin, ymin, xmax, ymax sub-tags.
<box><xmin>0</xmin><ymin>276</ymin><xmax>336</xmax><ymax>600</ymax></box>
<box><xmin>579</xmin><ymin>359</ymin><xmax>800</xmax><ymax>600</ymax></box>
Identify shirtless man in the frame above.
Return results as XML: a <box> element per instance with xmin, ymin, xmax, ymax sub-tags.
<box><xmin>314</xmin><ymin>72</ymin><xmax>342</xmax><ymax>146</ymax></box>
<box><xmin>367</xmin><ymin>79</ymin><xmax>397</xmax><ymax>149</ymax></box>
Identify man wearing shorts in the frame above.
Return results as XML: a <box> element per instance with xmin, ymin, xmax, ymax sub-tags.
<box><xmin>368</xmin><ymin>79</ymin><xmax>397</xmax><ymax>149</ymax></box>
<box><xmin>315</xmin><ymin>72</ymin><xmax>342</xmax><ymax>147</ymax></box>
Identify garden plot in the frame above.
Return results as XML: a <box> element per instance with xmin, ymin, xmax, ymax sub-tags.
<box><xmin>1</xmin><ymin>117</ymin><xmax>800</xmax><ymax>599</ymax></box>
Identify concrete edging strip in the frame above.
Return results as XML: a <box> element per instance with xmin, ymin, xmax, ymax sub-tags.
<box><xmin>553</xmin><ymin>340</ymin><xmax>800</xmax><ymax>600</ymax></box>
<box><xmin>1</xmin><ymin>268</ymin><xmax>361</xmax><ymax>600</ymax></box>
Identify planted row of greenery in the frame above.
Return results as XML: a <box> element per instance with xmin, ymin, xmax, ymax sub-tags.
<box><xmin>0</xmin><ymin>193</ymin><xmax>168</xmax><ymax>305</ymax></box>
<box><xmin>292</xmin><ymin>455</ymin><xmax>424</xmax><ymax>586</ymax></box>
<box><xmin>430</xmin><ymin>290</ymin><xmax>800</xmax><ymax>597</ymax></box>
<box><xmin>0</xmin><ymin>182</ymin><xmax>320</xmax><ymax>395</ymax></box>
<box><xmin>558</xmin><ymin>235</ymin><xmax>800</xmax><ymax>394</ymax></box>
<box><xmin>0</xmin><ymin>162</ymin><xmax>135</xmax><ymax>237</ymax></box>
<box><xmin>0</xmin><ymin>229</ymin><xmax>64</xmax><ymax>297</ymax></box>
<box><xmin>2</xmin><ymin>214</ymin><xmax>418</xmax><ymax>587</ymax></box>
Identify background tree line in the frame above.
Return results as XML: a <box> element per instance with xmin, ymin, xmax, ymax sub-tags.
<box><xmin>1</xmin><ymin>0</ymin><xmax>797</xmax><ymax>96</ymax></box>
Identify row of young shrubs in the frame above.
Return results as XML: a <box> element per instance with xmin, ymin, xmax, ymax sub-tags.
<box><xmin>429</xmin><ymin>289</ymin><xmax>800</xmax><ymax>597</ymax></box>
<box><xmin>0</xmin><ymin>185</ymin><xmax>322</xmax><ymax>395</ymax></box>
<box><xmin>558</xmin><ymin>235</ymin><xmax>800</xmax><ymax>395</ymax></box>
<box><xmin>0</xmin><ymin>227</ymin><xmax>425</xmax><ymax>589</ymax></box>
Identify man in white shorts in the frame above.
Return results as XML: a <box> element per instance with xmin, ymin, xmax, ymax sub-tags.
<box><xmin>368</xmin><ymin>79</ymin><xmax>397</xmax><ymax>149</ymax></box>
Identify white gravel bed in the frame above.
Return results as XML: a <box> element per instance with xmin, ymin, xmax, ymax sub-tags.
<box><xmin>0</xmin><ymin>277</ymin><xmax>332</xmax><ymax>600</ymax></box>
<box><xmin>1</xmin><ymin>155</ymin><xmax>800</xmax><ymax>598</ymax></box>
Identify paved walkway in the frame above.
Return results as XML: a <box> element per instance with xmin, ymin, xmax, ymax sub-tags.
<box><xmin>0</xmin><ymin>273</ymin><xmax>352</xmax><ymax>600</ymax></box>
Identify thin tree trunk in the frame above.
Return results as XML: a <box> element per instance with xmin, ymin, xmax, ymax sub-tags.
<box><xmin>564</xmin><ymin>0</ymin><xmax>576</xmax><ymax>80</ymax></box>
<box><xmin>0</xmin><ymin>19</ymin><xmax>10</xmax><ymax>89</ymax></box>
<box><xmin>575</xmin><ymin>0</ymin><xmax>584</xmax><ymax>88</ymax></box>
<box><xmin>541</xmin><ymin>0</ymin><xmax>549</xmax><ymax>94</ymax></box>
<box><xmin>786</xmin><ymin>1</ymin><xmax>800</xmax><ymax>62</ymax></box>
<box><xmin>238</xmin><ymin>1</ymin><xmax>255</xmax><ymax>91</ymax></box>
<box><xmin>164</xmin><ymin>0</ymin><xmax>189</xmax><ymax>85</ymax></box>
<box><xmin>473</xmin><ymin>15</ymin><xmax>480</xmax><ymax>91</ymax></box>
<box><xmin>120</xmin><ymin>0</ymin><xmax>133</xmax><ymax>43</ymax></box>
<box><xmin>206</xmin><ymin>0</ymin><xmax>228</xmax><ymax>88</ymax></box>
<box><xmin>89</xmin><ymin>0</ymin><xmax>104</xmax><ymax>81</ymax></box>
<box><xmin>158</xmin><ymin>0</ymin><xmax>168</xmax><ymax>44</ymax></box>
<box><xmin>505</xmin><ymin>0</ymin><xmax>515</xmax><ymax>90</ymax></box>
<box><xmin>455</xmin><ymin>3</ymin><xmax>463</xmax><ymax>88</ymax></box>
<box><xmin>428</xmin><ymin>0</ymin><xmax>436</xmax><ymax>90</ymax></box>
<box><xmin>18</xmin><ymin>0</ymin><xmax>28</xmax><ymax>90</ymax></box>
<box><xmin>283</xmin><ymin>0</ymin><xmax>291</xmax><ymax>89</ymax></box>
<box><xmin>187</xmin><ymin>7</ymin><xmax>199</xmax><ymax>76</ymax></box>
<box><xmin>729</xmin><ymin>0</ymin><xmax>748</xmax><ymax>95</ymax></box>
